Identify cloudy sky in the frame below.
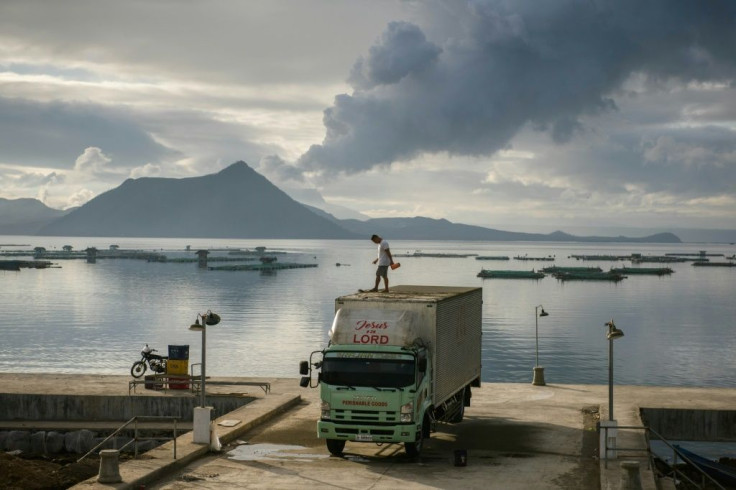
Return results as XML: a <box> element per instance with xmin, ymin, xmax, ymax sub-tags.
<box><xmin>1</xmin><ymin>0</ymin><xmax>735</xmax><ymax>233</ymax></box>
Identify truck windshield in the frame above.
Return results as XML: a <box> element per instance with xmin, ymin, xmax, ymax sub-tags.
<box><xmin>321</xmin><ymin>357</ymin><xmax>415</xmax><ymax>389</ymax></box>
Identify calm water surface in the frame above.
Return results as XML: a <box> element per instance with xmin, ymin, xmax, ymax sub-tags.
<box><xmin>1</xmin><ymin>236</ymin><xmax>734</xmax><ymax>387</ymax></box>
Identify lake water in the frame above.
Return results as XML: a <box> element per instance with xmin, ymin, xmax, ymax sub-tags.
<box><xmin>1</xmin><ymin>236</ymin><xmax>735</xmax><ymax>387</ymax></box>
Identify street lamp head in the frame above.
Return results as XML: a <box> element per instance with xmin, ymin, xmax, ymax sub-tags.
<box><xmin>539</xmin><ymin>308</ymin><xmax>549</xmax><ymax>317</ymax></box>
<box><xmin>204</xmin><ymin>311</ymin><xmax>221</xmax><ymax>326</ymax></box>
<box><xmin>604</xmin><ymin>318</ymin><xmax>624</xmax><ymax>340</ymax></box>
<box><xmin>189</xmin><ymin>317</ymin><xmax>203</xmax><ymax>331</ymax></box>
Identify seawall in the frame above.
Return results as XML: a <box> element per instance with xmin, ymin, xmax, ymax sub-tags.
<box><xmin>0</xmin><ymin>393</ymin><xmax>253</xmax><ymax>422</ymax></box>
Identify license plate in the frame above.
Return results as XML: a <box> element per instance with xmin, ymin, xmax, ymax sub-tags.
<box><xmin>356</xmin><ymin>434</ymin><xmax>373</xmax><ymax>442</ymax></box>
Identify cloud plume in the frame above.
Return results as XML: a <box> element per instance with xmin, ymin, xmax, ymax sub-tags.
<box><xmin>298</xmin><ymin>0</ymin><xmax>736</xmax><ymax>177</ymax></box>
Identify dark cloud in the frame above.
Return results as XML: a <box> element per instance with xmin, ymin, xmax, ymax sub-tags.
<box><xmin>348</xmin><ymin>21</ymin><xmax>442</xmax><ymax>90</ymax></box>
<box><xmin>299</xmin><ymin>0</ymin><xmax>736</xmax><ymax>176</ymax></box>
<box><xmin>0</xmin><ymin>97</ymin><xmax>175</xmax><ymax>169</ymax></box>
<box><xmin>258</xmin><ymin>155</ymin><xmax>305</xmax><ymax>183</ymax></box>
<box><xmin>531</xmin><ymin>124</ymin><xmax>736</xmax><ymax>197</ymax></box>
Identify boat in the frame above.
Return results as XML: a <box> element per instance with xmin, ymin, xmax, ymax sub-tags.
<box><xmin>402</xmin><ymin>251</ymin><xmax>478</xmax><ymax>258</ymax></box>
<box><xmin>673</xmin><ymin>445</ymin><xmax>736</xmax><ymax>487</ymax></box>
<box><xmin>554</xmin><ymin>271</ymin><xmax>625</xmax><ymax>282</ymax></box>
<box><xmin>513</xmin><ymin>255</ymin><xmax>555</xmax><ymax>261</ymax></box>
<box><xmin>541</xmin><ymin>266</ymin><xmax>602</xmax><ymax>273</ymax></box>
<box><xmin>569</xmin><ymin>254</ymin><xmax>628</xmax><ymax>261</ymax></box>
<box><xmin>477</xmin><ymin>269</ymin><xmax>545</xmax><ymax>279</ymax></box>
<box><xmin>0</xmin><ymin>261</ymin><xmax>21</xmax><ymax>271</ymax></box>
<box><xmin>0</xmin><ymin>260</ymin><xmax>54</xmax><ymax>270</ymax></box>
<box><xmin>610</xmin><ymin>267</ymin><xmax>673</xmax><ymax>276</ymax></box>
<box><xmin>631</xmin><ymin>255</ymin><xmax>688</xmax><ymax>263</ymax></box>
<box><xmin>475</xmin><ymin>256</ymin><xmax>510</xmax><ymax>260</ymax></box>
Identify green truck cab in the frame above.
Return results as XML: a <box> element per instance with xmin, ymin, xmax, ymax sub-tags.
<box><xmin>300</xmin><ymin>285</ymin><xmax>482</xmax><ymax>457</ymax></box>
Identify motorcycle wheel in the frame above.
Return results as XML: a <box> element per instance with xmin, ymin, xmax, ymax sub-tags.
<box><xmin>131</xmin><ymin>361</ymin><xmax>147</xmax><ymax>378</ymax></box>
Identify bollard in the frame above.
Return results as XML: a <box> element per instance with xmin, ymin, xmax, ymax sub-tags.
<box><xmin>532</xmin><ymin>366</ymin><xmax>546</xmax><ymax>386</ymax></box>
<box><xmin>619</xmin><ymin>461</ymin><xmax>642</xmax><ymax>490</ymax></box>
<box><xmin>193</xmin><ymin>406</ymin><xmax>213</xmax><ymax>444</ymax></box>
<box><xmin>98</xmin><ymin>449</ymin><xmax>122</xmax><ymax>483</ymax></box>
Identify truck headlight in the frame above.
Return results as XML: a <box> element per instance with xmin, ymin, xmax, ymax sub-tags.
<box><xmin>400</xmin><ymin>401</ymin><xmax>413</xmax><ymax>422</ymax></box>
<box><xmin>321</xmin><ymin>400</ymin><xmax>331</xmax><ymax>420</ymax></box>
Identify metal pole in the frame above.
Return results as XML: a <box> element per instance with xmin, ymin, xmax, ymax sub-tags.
<box><xmin>535</xmin><ymin>306</ymin><xmax>539</xmax><ymax>367</ymax></box>
<box><xmin>201</xmin><ymin>317</ymin><xmax>206</xmax><ymax>408</ymax></box>
<box><xmin>608</xmin><ymin>334</ymin><xmax>614</xmax><ymax>421</ymax></box>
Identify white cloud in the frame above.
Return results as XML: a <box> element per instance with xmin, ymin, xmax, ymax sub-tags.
<box><xmin>66</xmin><ymin>188</ymin><xmax>95</xmax><ymax>208</ymax></box>
<box><xmin>129</xmin><ymin>163</ymin><xmax>161</xmax><ymax>179</ymax></box>
<box><xmin>73</xmin><ymin>147</ymin><xmax>111</xmax><ymax>175</ymax></box>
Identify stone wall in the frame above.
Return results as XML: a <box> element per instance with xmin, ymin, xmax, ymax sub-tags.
<box><xmin>0</xmin><ymin>394</ymin><xmax>253</xmax><ymax>421</ymax></box>
<box><xmin>640</xmin><ymin>408</ymin><xmax>736</xmax><ymax>441</ymax></box>
<box><xmin>0</xmin><ymin>429</ymin><xmax>160</xmax><ymax>455</ymax></box>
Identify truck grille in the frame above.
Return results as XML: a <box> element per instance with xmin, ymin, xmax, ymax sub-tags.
<box><xmin>335</xmin><ymin>427</ymin><xmax>394</xmax><ymax>436</ymax></box>
<box><xmin>333</xmin><ymin>409</ymin><xmax>398</xmax><ymax>423</ymax></box>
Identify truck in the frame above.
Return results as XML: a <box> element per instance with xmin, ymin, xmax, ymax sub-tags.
<box><xmin>299</xmin><ymin>285</ymin><xmax>482</xmax><ymax>457</ymax></box>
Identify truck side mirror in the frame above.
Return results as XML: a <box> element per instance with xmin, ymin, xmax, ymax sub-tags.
<box><xmin>299</xmin><ymin>360</ymin><xmax>309</xmax><ymax>375</ymax></box>
<box><xmin>299</xmin><ymin>376</ymin><xmax>310</xmax><ymax>388</ymax></box>
<box><xmin>418</xmin><ymin>358</ymin><xmax>427</xmax><ymax>373</ymax></box>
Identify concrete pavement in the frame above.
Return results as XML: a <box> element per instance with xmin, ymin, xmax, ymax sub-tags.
<box><xmin>141</xmin><ymin>383</ymin><xmax>735</xmax><ymax>490</ymax></box>
<box><xmin>1</xmin><ymin>374</ymin><xmax>733</xmax><ymax>489</ymax></box>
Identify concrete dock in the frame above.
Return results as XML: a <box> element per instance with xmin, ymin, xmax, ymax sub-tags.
<box><xmin>1</xmin><ymin>374</ymin><xmax>734</xmax><ymax>489</ymax></box>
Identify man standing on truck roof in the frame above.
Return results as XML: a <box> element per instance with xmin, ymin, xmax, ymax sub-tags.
<box><xmin>369</xmin><ymin>234</ymin><xmax>394</xmax><ymax>292</ymax></box>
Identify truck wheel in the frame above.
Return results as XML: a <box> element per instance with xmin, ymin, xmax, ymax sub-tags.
<box><xmin>405</xmin><ymin>413</ymin><xmax>429</xmax><ymax>457</ymax></box>
<box><xmin>326</xmin><ymin>439</ymin><xmax>345</xmax><ymax>456</ymax></box>
<box><xmin>404</xmin><ymin>433</ymin><xmax>423</xmax><ymax>457</ymax></box>
<box><xmin>449</xmin><ymin>388</ymin><xmax>465</xmax><ymax>423</ymax></box>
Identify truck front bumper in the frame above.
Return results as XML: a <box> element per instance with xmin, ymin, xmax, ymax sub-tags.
<box><xmin>318</xmin><ymin>420</ymin><xmax>421</xmax><ymax>443</ymax></box>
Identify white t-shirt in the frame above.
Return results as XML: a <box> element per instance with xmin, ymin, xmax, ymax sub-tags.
<box><xmin>377</xmin><ymin>239</ymin><xmax>391</xmax><ymax>266</ymax></box>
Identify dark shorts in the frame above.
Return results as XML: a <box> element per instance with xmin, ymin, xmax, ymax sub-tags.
<box><xmin>376</xmin><ymin>265</ymin><xmax>389</xmax><ymax>277</ymax></box>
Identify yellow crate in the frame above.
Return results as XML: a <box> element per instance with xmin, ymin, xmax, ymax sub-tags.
<box><xmin>167</xmin><ymin>359</ymin><xmax>189</xmax><ymax>375</ymax></box>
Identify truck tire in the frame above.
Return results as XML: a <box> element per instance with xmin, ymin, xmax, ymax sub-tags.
<box><xmin>405</xmin><ymin>413</ymin><xmax>429</xmax><ymax>457</ymax></box>
<box><xmin>326</xmin><ymin>439</ymin><xmax>345</xmax><ymax>456</ymax></box>
<box><xmin>449</xmin><ymin>387</ymin><xmax>465</xmax><ymax>423</ymax></box>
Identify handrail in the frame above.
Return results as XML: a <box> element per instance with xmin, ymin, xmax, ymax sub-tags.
<box><xmin>601</xmin><ymin>424</ymin><xmax>726</xmax><ymax>489</ymax></box>
<box><xmin>77</xmin><ymin>415</ymin><xmax>179</xmax><ymax>463</ymax></box>
<box><xmin>648</xmin><ymin>426</ymin><xmax>726</xmax><ymax>490</ymax></box>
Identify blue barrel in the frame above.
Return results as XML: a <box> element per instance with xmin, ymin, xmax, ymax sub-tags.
<box><xmin>168</xmin><ymin>345</ymin><xmax>190</xmax><ymax>360</ymax></box>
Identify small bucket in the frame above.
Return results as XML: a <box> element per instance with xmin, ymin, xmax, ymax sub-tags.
<box><xmin>454</xmin><ymin>449</ymin><xmax>467</xmax><ymax>467</ymax></box>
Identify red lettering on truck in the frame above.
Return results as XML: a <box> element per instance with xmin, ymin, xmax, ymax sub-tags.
<box><xmin>355</xmin><ymin>320</ymin><xmax>389</xmax><ymax>331</ymax></box>
<box><xmin>352</xmin><ymin>334</ymin><xmax>390</xmax><ymax>344</ymax></box>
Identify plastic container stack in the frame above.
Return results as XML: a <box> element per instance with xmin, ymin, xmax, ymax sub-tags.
<box><xmin>167</xmin><ymin>344</ymin><xmax>190</xmax><ymax>389</ymax></box>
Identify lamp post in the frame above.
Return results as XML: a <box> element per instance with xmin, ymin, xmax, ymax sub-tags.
<box><xmin>189</xmin><ymin>310</ymin><xmax>220</xmax><ymax>443</ymax></box>
<box><xmin>600</xmin><ymin>318</ymin><xmax>624</xmax><ymax>460</ymax></box>
<box><xmin>532</xmin><ymin>305</ymin><xmax>549</xmax><ymax>386</ymax></box>
<box><xmin>604</xmin><ymin>319</ymin><xmax>624</xmax><ymax>420</ymax></box>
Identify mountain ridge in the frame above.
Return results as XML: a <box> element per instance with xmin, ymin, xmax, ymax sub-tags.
<box><xmin>37</xmin><ymin>161</ymin><xmax>357</xmax><ymax>239</ymax></box>
<box><xmin>1</xmin><ymin>161</ymin><xmax>683</xmax><ymax>243</ymax></box>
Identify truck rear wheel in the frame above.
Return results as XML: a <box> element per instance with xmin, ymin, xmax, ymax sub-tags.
<box><xmin>449</xmin><ymin>387</ymin><xmax>466</xmax><ymax>423</ymax></box>
<box><xmin>326</xmin><ymin>439</ymin><xmax>345</xmax><ymax>456</ymax></box>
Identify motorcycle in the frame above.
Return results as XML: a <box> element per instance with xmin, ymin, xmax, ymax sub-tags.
<box><xmin>130</xmin><ymin>344</ymin><xmax>168</xmax><ymax>378</ymax></box>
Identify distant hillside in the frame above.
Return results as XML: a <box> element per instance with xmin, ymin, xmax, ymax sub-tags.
<box><xmin>26</xmin><ymin>162</ymin><xmax>682</xmax><ymax>242</ymax></box>
<box><xmin>340</xmin><ymin>217</ymin><xmax>682</xmax><ymax>243</ymax></box>
<box><xmin>38</xmin><ymin>162</ymin><xmax>358</xmax><ymax>239</ymax></box>
<box><xmin>0</xmin><ymin>198</ymin><xmax>70</xmax><ymax>235</ymax></box>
